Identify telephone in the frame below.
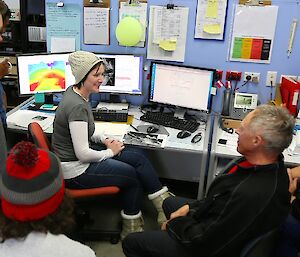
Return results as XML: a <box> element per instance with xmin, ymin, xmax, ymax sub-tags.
<box><xmin>222</xmin><ymin>90</ymin><xmax>258</xmax><ymax>120</ymax></box>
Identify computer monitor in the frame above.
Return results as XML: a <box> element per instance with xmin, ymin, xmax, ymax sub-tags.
<box><xmin>17</xmin><ymin>52</ymin><xmax>75</xmax><ymax>96</ymax></box>
<box><xmin>95</xmin><ymin>53</ymin><xmax>143</xmax><ymax>95</ymax></box>
<box><xmin>149</xmin><ymin>62</ymin><xmax>215</xmax><ymax>113</ymax></box>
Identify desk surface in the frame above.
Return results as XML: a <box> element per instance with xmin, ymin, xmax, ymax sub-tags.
<box><xmin>7</xmin><ymin>98</ymin><xmax>206</xmax><ymax>154</ymax></box>
<box><xmin>216</xmin><ymin>126</ymin><xmax>300</xmax><ymax>166</ymax></box>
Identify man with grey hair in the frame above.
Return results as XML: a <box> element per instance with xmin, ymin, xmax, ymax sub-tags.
<box><xmin>123</xmin><ymin>104</ymin><xmax>295</xmax><ymax>257</ymax></box>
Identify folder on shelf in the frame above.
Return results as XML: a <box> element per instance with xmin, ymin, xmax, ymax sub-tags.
<box><xmin>280</xmin><ymin>76</ymin><xmax>300</xmax><ymax>116</ymax></box>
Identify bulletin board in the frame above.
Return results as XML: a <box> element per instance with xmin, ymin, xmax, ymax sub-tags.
<box><xmin>229</xmin><ymin>5</ymin><xmax>278</xmax><ymax>64</ymax></box>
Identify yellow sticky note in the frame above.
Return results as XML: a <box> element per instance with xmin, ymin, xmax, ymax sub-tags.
<box><xmin>203</xmin><ymin>24</ymin><xmax>221</xmax><ymax>34</ymax></box>
<box><xmin>159</xmin><ymin>39</ymin><xmax>177</xmax><ymax>51</ymax></box>
<box><xmin>206</xmin><ymin>0</ymin><xmax>218</xmax><ymax>18</ymax></box>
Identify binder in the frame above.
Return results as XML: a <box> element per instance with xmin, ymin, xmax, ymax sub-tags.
<box><xmin>280</xmin><ymin>76</ymin><xmax>300</xmax><ymax>116</ymax></box>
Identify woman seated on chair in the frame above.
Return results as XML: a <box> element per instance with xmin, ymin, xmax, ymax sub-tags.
<box><xmin>275</xmin><ymin>166</ymin><xmax>300</xmax><ymax>257</ymax></box>
<box><xmin>0</xmin><ymin>141</ymin><xmax>96</xmax><ymax>257</ymax></box>
<box><xmin>52</xmin><ymin>51</ymin><xmax>172</xmax><ymax>239</ymax></box>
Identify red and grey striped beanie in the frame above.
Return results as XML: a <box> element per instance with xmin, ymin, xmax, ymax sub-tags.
<box><xmin>0</xmin><ymin>141</ymin><xmax>65</xmax><ymax>221</ymax></box>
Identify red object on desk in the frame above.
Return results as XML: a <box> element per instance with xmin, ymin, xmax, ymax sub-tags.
<box><xmin>280</xmin><ymin>77</ymin><xmax>300</xmax><ymax>116</ymax></box>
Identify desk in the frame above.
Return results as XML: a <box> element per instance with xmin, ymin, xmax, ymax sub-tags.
<box><xmin>206</xmin><ymin>114</ymin><xmax>300</xmax><ymax>193</ymax></box>
<box><xmin>7</xmin><ymin>99</ymin><xmax>212</xmax><ymax>198</ymax></box>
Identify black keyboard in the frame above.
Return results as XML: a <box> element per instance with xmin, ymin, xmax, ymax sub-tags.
<box><xmin>92</xmin><ymin>110</ymin><xmax>128</xmax><ymax>122</ymax></box>
<box><xmin>140</xmin><ymin>111</ymin><xmax>200</xmax><ymax>133</ymax></box>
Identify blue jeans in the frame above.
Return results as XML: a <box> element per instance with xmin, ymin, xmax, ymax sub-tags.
<box><xmin>274</xmin><ymin>214</ymin><xmax>300</xmax><ymax>257</ymax></box>
<box><xmin>65</xmin><ymin>147</ymin><xmax>162</xmax><ymax>215</ymax></box>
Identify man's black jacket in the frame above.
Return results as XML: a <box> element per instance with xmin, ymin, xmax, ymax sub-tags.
<box><xmin>167</xmin><ymin>155</ymin><xmax>290</xmax><ymax>257</ymax></box>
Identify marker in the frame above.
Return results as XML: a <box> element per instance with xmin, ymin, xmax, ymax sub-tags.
<box><xmin>130</xmin><ymin>124</ymin><xmax>139</xmax><ymax>131</ymax></box>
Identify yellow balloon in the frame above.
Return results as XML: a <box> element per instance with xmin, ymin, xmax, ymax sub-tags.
<box><xmin>116</xmin><ymin>17</ymin><xmax>143</xmax><ymax>46</ymax></box>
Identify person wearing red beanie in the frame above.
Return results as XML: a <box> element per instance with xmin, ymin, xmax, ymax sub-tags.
<box><xmin>0</xmin><ymin>141</ymin><xmax>96</xmax><ymax>257</ymax></box>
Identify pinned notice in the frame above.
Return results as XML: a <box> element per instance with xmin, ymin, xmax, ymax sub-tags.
<box><xmin>206</xmin><ymin>0</ymin><xmax>218</xmax><ymax>18</ymax></box>
<box><xmin>203</xmin><ymin>24</ymin><xmax>221</xmax><ymax>34</ymax></box>
<box><xmin>159</xmin><ymin>39</ymin><xmax>177</xmax><ymax>51</ymax></box>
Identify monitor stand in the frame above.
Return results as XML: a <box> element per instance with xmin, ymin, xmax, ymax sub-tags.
<box><xmin>173</xmin><ymin>108</ymin><xmax>186</xmax><ymax>119</ymax></box>
<box><xmin>109</xmin><ymin>94</ymin><xmax>121</xmax><ymax>103</ymax></box>
<box><xmin>45</xmin><ymin>93</ymin><xmax>54</xmax><ymax>104</ymax></box>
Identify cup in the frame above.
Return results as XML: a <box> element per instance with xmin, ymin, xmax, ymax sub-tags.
<box><xmin>1</xmin><ymin>57</ymin><xmax>12</xmax><ymax>73</ymax></box>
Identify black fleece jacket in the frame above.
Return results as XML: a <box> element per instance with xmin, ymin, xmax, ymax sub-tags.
<box><xmin>166</xmin><ymin>155</ymin><xmax>290</xmax><ymax>257</ymax></box>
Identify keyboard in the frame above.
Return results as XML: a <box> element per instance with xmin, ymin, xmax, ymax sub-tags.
<box><xmin>140</xmin><ymin>111</ymin><xmax>200</xmax><ymax>133</ymax></box>
<box><xmin>92</xmin><ymin>110</ymin><xmax>128</xmax><ymax>122</ymax></box>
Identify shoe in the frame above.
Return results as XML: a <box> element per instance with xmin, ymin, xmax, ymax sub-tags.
<box><xmin>120</xmin><ymin>210</ymin><xmax>144</xmax><ymax>240</ymax></box>
<box><xmin>148</xmin><ymin>186</ymin><xmax>174</xmax><ymax>226</ymax></box>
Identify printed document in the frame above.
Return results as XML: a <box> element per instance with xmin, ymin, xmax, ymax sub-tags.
<box><xmin>7</xmin><ymin>110</ymin><xmax>54</xmax><ymax>130</ymax></box>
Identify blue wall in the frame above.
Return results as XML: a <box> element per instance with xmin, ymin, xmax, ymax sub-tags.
<box><xmin>47</xmin><ymin>0</ymin><xmax>300</xmax><ymax>112</ymax></box>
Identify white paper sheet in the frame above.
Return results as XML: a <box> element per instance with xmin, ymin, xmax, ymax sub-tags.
<box><xmin>229</xmin><ymin>5</ymin><xmax>278</xmax><ymax>63</ymax></box>
<box><xmin>194</xmin><ymin>0</ymin><xmax>228</xmax><ymax>40</ymax></box>
<box><xmin>7</xmin><ymin>110</ymin><xmax>54</xmax><ymax>130</ymax></box>
<box><xmin>94</xmin><ymin>122</ymin><xmax>129</xmax><ymax>141</ymax></box>
<box><xmin>147</xmin><ymin>6</ymin><xmax>189</xmax><ymax>62</ymax></box>
<box><xmin>84</xmin><ymin>7</ymin><xmax>110</xmax><ymax>45</ymax></box>
<box><xmin>51</xmin><ymin>37</ymin><xmax>75</xmax><ymax>53</ymax></box>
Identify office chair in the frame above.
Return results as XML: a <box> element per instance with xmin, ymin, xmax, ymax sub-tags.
<box><xmin>240</xmin><ymin>228</ymin><xmax>279</xmax><ymax>257</ymax></box>
<box><xmin>27</xmin><ymin>122</ymin><xmax>121</xmax><ymax>244</ymax></box>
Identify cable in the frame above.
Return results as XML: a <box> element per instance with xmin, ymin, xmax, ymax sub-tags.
<box><xmin>235</xmin><ymin>79</ymin><xmax>250</xmax><ymax>92</ymax></box>
<box><xmin>270</xmin><ymin>80</ymin><xmax>273</xmax><ymax>101</ymax></box>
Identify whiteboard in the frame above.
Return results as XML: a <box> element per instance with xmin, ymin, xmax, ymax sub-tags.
<box><xmin>229</xmin><ymin>5</ymin><xmax>278</xmax><ymax>64</ymax></box>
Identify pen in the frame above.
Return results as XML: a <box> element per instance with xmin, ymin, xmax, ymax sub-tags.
<box><xmin>130</xmin><ymin>124</ymin><xmax>139</xmax><ymax>131</ymax></box>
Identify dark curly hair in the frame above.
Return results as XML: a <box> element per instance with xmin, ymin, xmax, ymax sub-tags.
<box><xmin>0</xmin><ymin>194</ymin><xmax>75</xmax><ymax>241</ymax></box>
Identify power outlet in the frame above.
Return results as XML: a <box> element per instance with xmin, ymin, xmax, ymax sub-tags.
<box><xmin>266</xmin><ymin>71</ymin><xmax>277</xmax><ymax>86</ymax></box>
<box><xmin>243</xmin><ymin>72</ymin><xmax>260</xmax><ymax>83</ymax></box>
<box><xmin>226</xmin><ymin>71</ymin><xmax>242</xmax><ymax>81</ymax></box>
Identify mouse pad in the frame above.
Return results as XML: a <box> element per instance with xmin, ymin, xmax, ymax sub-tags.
<box><xmin>137</xmin><ymin>125</ymin><xmax>170</xmax><ymax>136</ymax></box>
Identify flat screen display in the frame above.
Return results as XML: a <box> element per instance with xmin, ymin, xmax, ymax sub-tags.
<box><xmin>149</xmin><ymin>62</ymin><xmax>215</xmax><ymax>111</ymax></box>
<box><xmin>96</xmin><ymin>53</ymin><xmax>143</xmax><ymax>95</ymax></box>
<box><xmin>17</xmin><ymin>53</ymin><xmax>75</xmax><ymax>95</ymax></box>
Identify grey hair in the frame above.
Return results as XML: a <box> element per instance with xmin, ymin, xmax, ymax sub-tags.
<box><xmin>249</xmin><ymin>104</ymin><xmax>295</xmax><ymax>154</ymax></box>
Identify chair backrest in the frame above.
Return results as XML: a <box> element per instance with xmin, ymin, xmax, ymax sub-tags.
<box><xmin>28</xmin><ymin>122</ymin><xmax>51</xmax><ymax>151</ymax></box>
<box><xmin>240</xmin><ymin>228</ymin><xmax>279</xmax><ymax>257</ymax></box>
<box><xmin>0</xmin><ymin>121</ymin><xmax>7</xmax><ymax>165</ymax></box>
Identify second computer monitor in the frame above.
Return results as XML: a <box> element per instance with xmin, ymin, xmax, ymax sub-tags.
<box><xmin>149</xmin><ymin>62</ymin><xmax>215</xmax><ymax>112</ymax></box>
<box><xmin>96</xmin><ymin>53</ymin><xmax>143</xmax><ymax>95</ymax></box>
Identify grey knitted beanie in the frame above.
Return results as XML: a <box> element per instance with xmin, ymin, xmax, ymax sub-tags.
<box><xmin>68</xmin><ymin>51</ymin><xmax>103</xmax><ymax>84</ymax></box>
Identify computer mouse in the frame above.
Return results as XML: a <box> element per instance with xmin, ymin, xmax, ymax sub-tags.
<box><xmin>147</xmin><ymin>125</ymin><xmax>159</xmax><ymax>134</ymax></box>
<box><xmin>191</xmin><ymin>132</ymin><xmax>202</xmax><ymax>144</ymax></box>
<box><xmin>177</xmin><ymin>130</ymin><xmax>191</xmax><ymax>139</ymax></box>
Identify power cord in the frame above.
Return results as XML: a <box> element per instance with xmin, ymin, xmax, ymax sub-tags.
<box><xmin>270</xmin><ymin>80</ymin><xmax>273</xmax><ymax>101</ymax></box>
<box><xmin>235</xmin><ymin>75</ymin><xmax>251</xmax><ymax>92</ymax></box>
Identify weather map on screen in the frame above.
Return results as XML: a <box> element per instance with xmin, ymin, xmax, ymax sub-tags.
<box><xmin>17</xmin><ymin>53</ymin><xmax>75</xmax><ymax>95</ymax></box>
<box><xmin>29</xmin><ymin>61</ymin><xmax>67</xmax><ymax>93</ymax></box>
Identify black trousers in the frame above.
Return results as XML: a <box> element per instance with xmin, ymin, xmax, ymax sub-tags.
<box><xmin>122</xmin><ymin>196</ymin><xmax>197</xmax><ymax>257</ymax></box>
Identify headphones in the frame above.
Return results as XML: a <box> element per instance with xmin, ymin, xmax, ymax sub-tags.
<box><xmin>219</xmin><ymin>117</ymin><xmax>234</xmax><ymax>134</ymax></box>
